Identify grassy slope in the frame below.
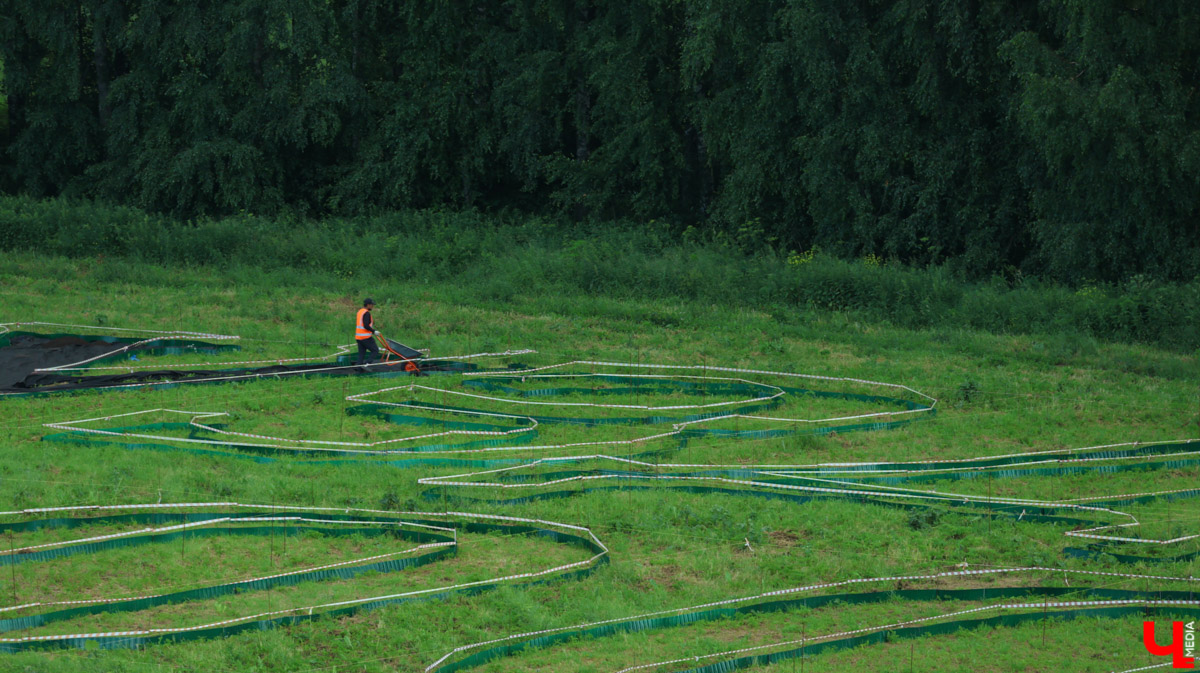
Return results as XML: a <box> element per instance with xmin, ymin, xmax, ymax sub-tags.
<box><xmin>0</xmin><ymin>251</ymin><xmax>1197</xmax><ymax>672</ymax></box>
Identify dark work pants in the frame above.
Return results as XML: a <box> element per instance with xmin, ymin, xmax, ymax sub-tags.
<box><xmin>356</xmin><ymin>337</ymin><xmax>380</xmax><ymax>365</ymax></box>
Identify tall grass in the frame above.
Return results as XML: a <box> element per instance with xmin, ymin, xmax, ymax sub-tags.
<box><xmin>2</xmin><ymin>195</ymin><xmax>1197</xmax><ymax>351</ymax></box>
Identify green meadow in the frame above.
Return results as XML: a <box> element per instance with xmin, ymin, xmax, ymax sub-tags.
<box><xmin>0</xmin><ymin>246</ymin><xmax>1197</xmax><ymax>673</ymax></box>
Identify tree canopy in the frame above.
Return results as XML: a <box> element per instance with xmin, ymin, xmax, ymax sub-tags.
<box><xmin>1</xmin><ymin>0</ymin><xmax>1197</xmax><ymax>283</ymax></box>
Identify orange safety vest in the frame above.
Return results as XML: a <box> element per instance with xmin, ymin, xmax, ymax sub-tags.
<box><xmin>355</xmin><ymin>308</ymin><xmax>373</xmax><ymax>340</ymax></box>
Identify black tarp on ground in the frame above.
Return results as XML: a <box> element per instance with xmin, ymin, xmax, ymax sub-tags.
<box><xmin>0</xmin><ymin>332</ymin><xmax>435</xmax><ymax>395</ymax></box>
<box><xmin>0</xmin><ymin>334</ymin><xmax>154</xmax><ymax>390</ymax></box>
<box><xmin>13</xmin><ymin>362</ymin><xmax>381</xmax><ymax>393</ymax></box>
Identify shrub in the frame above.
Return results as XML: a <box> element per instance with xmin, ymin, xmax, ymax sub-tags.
<box><xmin>1</xmin><ymin>195</ymin><xmax>1196</xmax><ymax>351</ymax></box>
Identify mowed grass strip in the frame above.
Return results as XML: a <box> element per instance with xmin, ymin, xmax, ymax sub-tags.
<box><xmin>449</xmin><ymin>595</ymin><xmax>1175</xmax><ymax>673</ymax></box>
<box><xmin>4</xmin><ymin>528</ymin><xmax>590</xmax><ymax>639</ymax></box>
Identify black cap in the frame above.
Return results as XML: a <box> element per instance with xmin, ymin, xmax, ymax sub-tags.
<box><xmin>363</xmin><ymin>298</ymin><xmax>375</xmax><ymax>307</ymax></box>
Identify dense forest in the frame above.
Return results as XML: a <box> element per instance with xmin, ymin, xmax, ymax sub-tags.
<box><xmin>1</xmin><ymin>1</ymin><xmax>1198</xmax><ymax>284</ymax></box>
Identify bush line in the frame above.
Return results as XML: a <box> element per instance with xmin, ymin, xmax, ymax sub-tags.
<box><xmin>2</xmin><ymin>196</ymin><xmax>1197</xmax><ymax>351</ymax></box>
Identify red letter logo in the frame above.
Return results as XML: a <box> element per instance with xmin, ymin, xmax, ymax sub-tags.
<box><xmin>1144</xmin><ymin>621</ymin><xmax>1196</xmax><ymax>669</ymax></box>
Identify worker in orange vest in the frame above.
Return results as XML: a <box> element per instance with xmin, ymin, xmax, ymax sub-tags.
<box><xmin>355</xmin><ymin>298</ymin><xmax>380</xmax><ymax>366</ymax></box>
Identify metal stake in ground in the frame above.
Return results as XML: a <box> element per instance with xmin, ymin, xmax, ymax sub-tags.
<box><xmin>635</xmin><ymin>344</ymin><xmax>641</xmax><ymax>408</ymax></box>
<box><xmin>340</xmin><ymin>381</ymin><xmax>348</xmax><ymax>441</ymax></box>
<box><xmin>281</xmin><ymin>497</ymin><xmax>287</xmax><ymax>561</ymax></box>
<box><xmin>179</xmin><ymin>504</ymin><xmax>186</xmax><ymax>566</ymax></box>
<box><xmin>800</xmin><ymin>622</ymin><xmax>805</xmax><ymax>673</ymax></box>
<box><xmin>8</xmin><ymin>531</ymin><xmax>16</xmax><ymax>603</ymax></box>
<box><xmin>1041</xmin><ymin>599</ymin><xmax>1047</xmax><ymax>647</ymax></box>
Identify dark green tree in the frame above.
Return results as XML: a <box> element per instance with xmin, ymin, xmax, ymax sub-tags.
<box><xmin>1</xmin><ymin>0</ymin><xmax>1196</xmax><ymax>282</ymax></box>
<box><xmin>1002</xmin><ymin>0</ymin><xmax>1200</xmax><ymax>282</ymax></box>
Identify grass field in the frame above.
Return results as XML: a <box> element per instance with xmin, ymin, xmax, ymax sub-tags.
<box><xmin>0</xmin><ymin>249</ymin><xmax>1197</xmax><ymax>672</ymax></box>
